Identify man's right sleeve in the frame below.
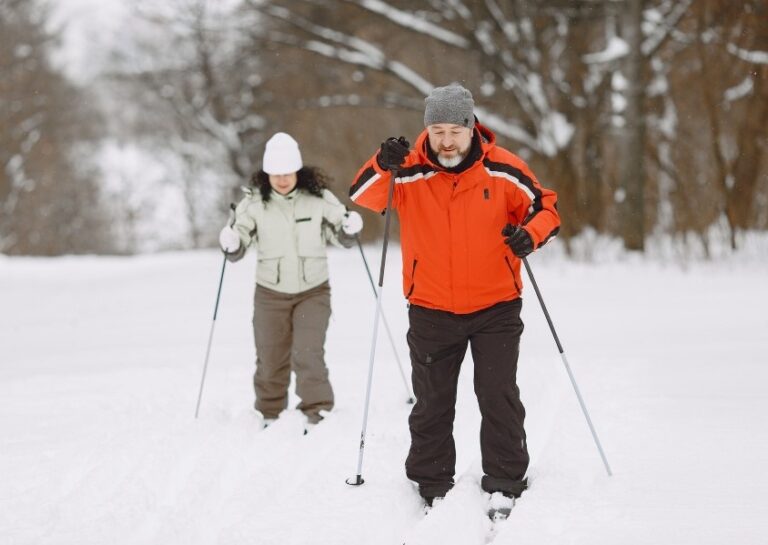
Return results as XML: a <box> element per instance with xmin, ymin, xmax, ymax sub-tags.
<box><xmin>349</xmin><ymin>151</ymin><xmax>396</xmax><ymax>213</ymax></box>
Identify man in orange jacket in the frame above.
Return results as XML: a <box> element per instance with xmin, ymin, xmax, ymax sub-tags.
<box><xmin>350</xmin><ymin>84</ymin><xmax>560</xmax><ymax>508</ymax></box>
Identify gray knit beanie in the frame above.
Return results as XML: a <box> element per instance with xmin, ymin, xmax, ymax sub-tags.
<box><xmin>424</xmin><ymin>85</ymin><xmax>475</xmax><ymax>129</ymax></box>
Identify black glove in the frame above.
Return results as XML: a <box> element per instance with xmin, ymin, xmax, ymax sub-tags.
<box><xmin>502</xmin><ymin>224</ymin><xmax>534</xmax><ymax>258</ymax></box>
<box><xmin>377</xmin><ymin>136</ymin><xmax>410</xmax><ymax>171</ymax></box>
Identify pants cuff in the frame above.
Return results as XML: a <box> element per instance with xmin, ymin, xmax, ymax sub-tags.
<box><xmin>481</xmin><ymin>475</ymin><xmax>528</xmax><ymax>498</ymax></box>
<box><xmin>418</xmin><ymin>483</ymin><xmax>453</xmax><ymax>498</ymax></box>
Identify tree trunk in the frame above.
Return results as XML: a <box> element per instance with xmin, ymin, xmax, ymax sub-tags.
<box><xmin>617</xmin><ymin>0</ymin><xmax>646</xmax><ymax>251</ymax></box>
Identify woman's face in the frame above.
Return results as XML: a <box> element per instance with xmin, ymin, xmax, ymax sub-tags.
<box><xmin>269</xmin><ymin>172</ymin><xmax>298</xmax><ymax>195</ymax></box>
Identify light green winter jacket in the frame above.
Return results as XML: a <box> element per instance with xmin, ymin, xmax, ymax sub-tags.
<box><xmin>226</xmin><ymin>186</ymin><xmax>354</xmax><ymax>294</ymax></box>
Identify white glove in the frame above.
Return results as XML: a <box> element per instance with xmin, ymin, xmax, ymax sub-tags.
<box><xmin>219</xmin><ymin>226</ymin><xmax>241</xmax><ymax>252</ymax></box>
<box><xmin>341</xmin><ymin>211</ymin><xmax>363</xmax><ymax>235</ymax></box>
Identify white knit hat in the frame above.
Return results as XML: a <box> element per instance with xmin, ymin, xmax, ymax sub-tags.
<box><xmin>262</xmin><ymin>132</ymin><xmax>303</xmax><ymax>175</ymax></box>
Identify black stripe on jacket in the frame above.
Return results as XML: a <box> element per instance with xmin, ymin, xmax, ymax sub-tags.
<box><xmin>349</xmin><ymin>166</ymin><xmax>377</xmax><ymax>198</ymax></box>
<box><xmin>482</xmin><ymin>159</ymin><xmax>543</xmax><ymax>217</ymax></box>
<box><xmin>394</xmin><ymin>163</ymin><xmax>437</xmax><ymax>180</ymax></box>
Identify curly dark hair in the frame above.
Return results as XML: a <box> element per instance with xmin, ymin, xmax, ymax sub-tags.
<box><xmin>251</xmin><ymin>166</ymin><xmax>331</xmax><ymax>203</ymax></box>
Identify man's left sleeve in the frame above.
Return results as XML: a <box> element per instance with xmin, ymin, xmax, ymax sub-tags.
<box><xmin>506</xmin><ymin>161</ymin><xmax>560</xmax><ymax>250</ymax></box>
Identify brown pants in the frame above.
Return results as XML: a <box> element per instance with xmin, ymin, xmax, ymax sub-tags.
<box><xmin>252</xmin><ymin>282</ymin><xmax>334</xmax><ymax>423</ymax></box>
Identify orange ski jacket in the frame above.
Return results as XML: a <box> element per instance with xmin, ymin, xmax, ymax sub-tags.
<box><xmin>350</xmin><ymin>122</ymin><xmax>560</xmax><ymax>315</ymax></box>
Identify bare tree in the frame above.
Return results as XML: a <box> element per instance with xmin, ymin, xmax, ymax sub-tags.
<box><xmin>1</xmin><ymin>0</ymin><xmax>112</xmax><ymax>255</ymax></box>
<box><xmin>696</xmin><ymin>0</ymin><xmax>768</xmax><ymax>249</ymax></box>
<box><xmin>241</xmin><ymin>0</ymin><xmax>703</xmax><ymax>249</ymax></box>
<box><xmin>56</xmin><ymin>0</ymin><xmax>765</xmax><ymax>253</ymax></box>
<box><xmin>647</xmin><ymin>0</ymin><xmax>768</xmax><ymax>251</ymax></box>
<box><xmin>96</xmin><ymin>0</ymin><xmax>278</xmax><ymax>248</ymax></box>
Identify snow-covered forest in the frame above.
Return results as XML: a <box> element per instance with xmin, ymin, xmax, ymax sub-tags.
<box><xmin>2</xmin><ymin>0</ymin><xmax>767</xmax><ymax>255</ymax></box>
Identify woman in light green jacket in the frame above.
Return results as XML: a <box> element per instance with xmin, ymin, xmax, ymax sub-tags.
<box><xmin>219</xmin><ymin>132</ymin><xmax>363</xmax><ymax>432</ymax></box>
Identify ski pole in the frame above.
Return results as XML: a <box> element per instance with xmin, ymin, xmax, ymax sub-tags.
<box><xmin>354</xmin><ymin>234</ymin><xmax>414</xmax><ymax>404</ymax></box>
<box><xmin>346</xmin><ymin>168</ymin><xmax>398</xmax><ymax>486</ymax></box>
<box><xmin>520</xmin><ymin>254</ymin><xmax>613</xmax><ymax>476</ymax></box>
<box><xmin>194</xmin><ymin>204</ymin><xmax>236</xmax><ymax>419</ymax></box>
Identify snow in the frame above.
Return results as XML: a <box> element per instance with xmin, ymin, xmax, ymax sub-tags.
<box><xmin>724</xmin><ymin>76</ymin><xmax>754</xmax><ymax>103</ymax></box>
<box><xmin>356</xmin><ymin>1</ymin><xmax>470</xmax><ymax>48</ymax></box>
<box><xmin>473</xmin><ymin>107</ymin><xmax>539</xmax><ymax>153</ymax></box>
<box><xmin>582</xmin><ymin>36</ymin><xmax>629</xmax><ymax>64</ymax></box>
<box><xmin>726</xmin><ymin>43</ymin><xmax>768</xmax><ymax>65</ymax></box>
<box><xmin>46</xmin><ymin>0</ymin><xmax>128</xmax><ymax>83</ymax></box>
<box><xmin>641</xmin><ymin>0</ymin><xmax>694</xmax><ymax>57</ymax></box>
<box><xmin>2</xmin><ymin>245</ymin><xmax>768</xmax><ymax>544</ymax></box>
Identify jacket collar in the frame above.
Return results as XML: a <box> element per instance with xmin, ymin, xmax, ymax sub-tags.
<box><xmin>271</xmin><ymin>187</ymin><xmax>298</xmax><ymax>201</ymax></box>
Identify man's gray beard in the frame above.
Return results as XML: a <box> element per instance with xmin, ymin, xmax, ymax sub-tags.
<box><xmin>437</xmin><ymin>152</ymin><xmax>466</xmax><ymax>168</ymax></box>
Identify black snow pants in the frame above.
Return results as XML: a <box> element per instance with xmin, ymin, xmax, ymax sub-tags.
<box><xmin>405</xmin><ymin>298</ymin><xmax>529</xmax><ymax>499</ymax></box>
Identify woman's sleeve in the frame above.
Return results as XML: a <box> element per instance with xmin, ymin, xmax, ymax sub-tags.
<box><xmin>321</xmin><ymin>189</ymin><xmax>355</xmax><ymax>249</ymax></box>
<box><xmin>226</xmin><ymin>191</ymin><xmax>259</xmax><ymax>261</ymax></box>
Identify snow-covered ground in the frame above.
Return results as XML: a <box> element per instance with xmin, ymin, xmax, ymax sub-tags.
<box><xmin>2</xmin><ymin>246</ymin><xmax>767</xmax><ymax>544</ymax></box>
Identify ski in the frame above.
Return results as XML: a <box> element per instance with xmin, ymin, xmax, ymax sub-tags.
<box><xmin>483</xmin><ymin>492</ymin><xmax>520</xmax><ymax>544</ymax></box>
<box><xmin>486</xmin><ymin>492</ymin><xmax>515</xmax><ymax>521</ymax></box>
<box><xmin>400</xmin><ymin>475</ymin><xmax>489</xmax><ymax>545</ymax></box>
<box><xmin>399</xmin><ymin>471</ymin><xmax>525</xmax><ymax>544</ymax></box>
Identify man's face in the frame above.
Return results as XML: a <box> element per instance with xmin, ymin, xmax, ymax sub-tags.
<box><xmin>427</xmin><ymin>124</ymin><xmax>473</xmax><ymax>168</ymax></box>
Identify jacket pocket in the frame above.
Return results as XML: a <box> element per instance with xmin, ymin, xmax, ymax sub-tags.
<box><xmin>301</xmin><ymin>256</ymin><xmax>328</xmax><ymax>284</ymax></box>
<box><xmin>405</xmin><ymin>258</ymin><xmax>418</xmax><ymax>299</ymax></box>
<box><xmin>504</xmin><ymin>256</ymin><xmax>522</xmax><ymax>293</ymax></box>
<box><xmin>257</xmin><ymin>257</ymin><xmax>280</xmax><ymax>285</ymax></box>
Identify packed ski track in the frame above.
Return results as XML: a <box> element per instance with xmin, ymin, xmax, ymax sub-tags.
<box><xmin>2</xmin><ymin>246</ymin><xmax>768</xmax><ymax>544</ymax></box>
